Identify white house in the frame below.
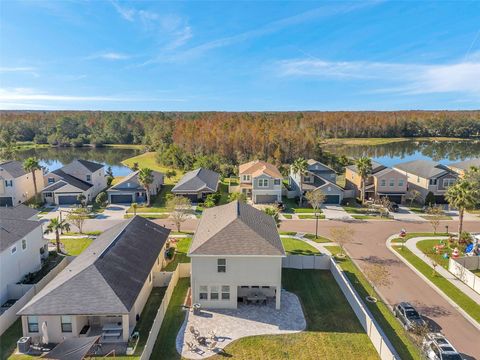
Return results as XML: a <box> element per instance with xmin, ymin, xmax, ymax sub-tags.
<box><xmin>18</xmin><ymin>216</ymin><xmax>170</xmax><ymax>344</ymax></box>
<box><xmin>0</xmin><ymin>205</ymin><xmax>47</xmax><ymax>306</ymax></box>
<box><xmin>238</xmin><ymin>160</ymin><xmax>283</xmax><ymax>204</ymax></box>
<box><xmin>189</xmin><ymin>201</ymin><xmax>286</xmax><ymax>310</ymax></box>
<box><xmin>42</xmin><ymin>160</ymin><xmax>107</xmax><ymax>205</ymax></box>
<box><xmin>0</xmin><ymin>160</ymin><xmax>44</xmax><ymax>207</ymax></box>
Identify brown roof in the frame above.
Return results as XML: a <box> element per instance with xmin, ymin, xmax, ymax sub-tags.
<box><xmin>189</xmin><ymin>201</ymin><xmax>285</xmax><ymax>256</ymax></box>
<box><xmin>239</xmin><ymin>160</ymin><xmax>282</xmax><ymax>178</ymax></box>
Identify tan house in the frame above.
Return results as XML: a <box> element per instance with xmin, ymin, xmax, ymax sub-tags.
<box><xmin>0</xmin><ymin>160</ymin><xmax>44</xmax><ymax>207</ymax></box>
<box><xmin>238</xmin><ymin>160</ymin><xmax>283</xmax><ymax>204</ymax></box>
<box><xmin>18</xmin><ymin>216</ymin><xmax>170</xmax><ymax>344</ymax></box>
<box><xmin>447</xmin><ymin>159</ymin><xmax>480</xmax><ymax>177</ymax></box>
<box><xmin>189</xmin><ymin>201</ymin><xmax>286</xmax><ymax>310</ymax></box>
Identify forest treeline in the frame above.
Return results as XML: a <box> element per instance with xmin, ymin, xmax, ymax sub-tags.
<box><xmin>1</xmin><ymin>110</ymin><xmax>479</xmax><ymax>167</ymax></box>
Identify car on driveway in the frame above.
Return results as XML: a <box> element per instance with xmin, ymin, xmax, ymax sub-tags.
<box><xmin>394</xmin><ymin>302</ymin><xmax>426</xmax><ymax>330</ymax></box>
<box><xmin>389</xmin><ymin>202</ymin><xmax>399</xmax><ymax>212</ymax></box>
<box><xmin>422</xmin><ymin>332</ymin><xmax>463</xmax><ymax>360</ymax></box>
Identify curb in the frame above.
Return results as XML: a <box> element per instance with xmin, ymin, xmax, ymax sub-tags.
<box><xmin>386</xmin><ymin>235</ymin><xmax>480</xmax><ymax>332</ymax></box>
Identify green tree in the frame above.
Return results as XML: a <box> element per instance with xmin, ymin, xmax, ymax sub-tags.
<box><xmin>228</xmin><ymin>192</ymin><xmax>247</xmax><ymax>203</ymax></box>
<box><xmin>425</xmin><ymin>191</ymin><xmax>436</xmax><ymax>206</ymax></box>
<box><xmin>67</xmin><ymin>208</ymin><xmax>89</xmax><ymax>234</ymax></box>
<box><xmin>138</xmin><ymin>168</ymin><xmax>154</xmax><ymax>206</ymax></box>
<box><xmin>264</xmin><ymin>207</ymin><xmax>281</xmax><ymax>228</ymax></box>
<box><xmin>95</xmin><ymin>192</ymin><xmax>108</xmax><ymax>207</ymax></box>
<box><xmin>446</xmin><ymin>179</ymin><xmax>478</xmax><ymax>239</ymax></box>
<box><xmin>291</xmin><ymin>158</ymin><xmax>308</xmax><ymax>206</ymax></box>
<box><xmin>77</xmin><ymin>194</ymin><xmax>87</xmax><ymax>207</ymax></box>
<box><xmin>166</xmin><ymin>196</ymin><xmax>192</xmax><ymax>231</ymax></box>
<box><xmin>355</xmin><ymin>157</ymin><xmax>372</xmax><ymax>203</ymax></box>
<box><xmin>23</xmin><ymin>157</ymin><xmax>41</xmax><ymax>200</ymax></box>
<box><xmin>44</xmin><ymin>217</ymin><xmax>70</xmax><ymax>253</ymax></box>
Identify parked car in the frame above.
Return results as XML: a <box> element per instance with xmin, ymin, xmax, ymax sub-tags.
<box><xmin>422</xmin><ymin>333</ymin><xmax>463</xmax><ymax>360</ymax></box>
<box><xmin>390</xmin><ymin>202</ymin><xmax>399</xmax><ymax>212</ymax></box>
<box><xmin>394</xmin><ymin>302</ymin><xmax>426</xmax><ymax>330</ymax></box>
<box><xmin>275</xmin><ymin>201</ymin><xmax>285</xmax><ymax>211</ymax></box>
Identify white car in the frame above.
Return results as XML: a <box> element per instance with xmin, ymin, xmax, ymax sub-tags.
<box><xmin>422</xmin><ymin>333</ymin><xmax>463</xmax><ymax>360</ymax></box>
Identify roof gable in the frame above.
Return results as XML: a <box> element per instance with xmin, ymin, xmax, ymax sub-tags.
<box><xmin>172</xmin><ymin>168</ymin><xmax>219</xmax><ymax>193</ymax></box>
<box><xmin>0</xmin><ymin>160</ymin><xmax>27</xmax><ymax>178</ymax></box>
<box><xmin>75</xmin><ymin>159</ymin><xmax>104</xmax><ymax>173</ymax></box>
<box><xmin>394</xmin><ymin>160</ymin><xmax>450</xmax><ymax>179</ymax></box>
<box><xmin>50</xmin><ymin>169</ymin><xmax>93</xmax><ymax>191</ymax></box>
<box><xmin>0</xmin><ymin>218</ymin><xmax>41</xmax><ymax>252</ymax></box>
<box><xmin>239</xmin><ymin>160</ymin><xmax>282</xmax><ymax>179</ymax></box>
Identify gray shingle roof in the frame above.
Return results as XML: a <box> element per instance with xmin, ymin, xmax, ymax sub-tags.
<box><xmin>0</xmin><ymin>204</ymin><xmax>38</xmax><ymax>220</ymax></box>
<box><xmin>172</xmin><ymin>168</ymin><xmax>220</xmax><ymax>194</ymax></box>
<box><xmin>18</xmin><ymin>216</ymin><xmax>170</xmax><ymax>316</ymax></box>
<box><xmin>346</xmin><ymin>160</ymin><xmax>386</xmax><ymax>174</ymax></box>
<box><xmin>51</xmin><ymin>169</ymin><xmax>93</xmax><ymax>191</ymax></box>
<box><xmin>189</xmin><ymin>201</ymin><xmax>285</xmax><ymax>256</ymax></box>
<box><xmin>372</xmin><ymin>167</ymin><xmax>404</xmax><ymax>178</ymax></box>
<box><xmin>109</xmin><ymin>170</ymin><xmax>163</xmax><ymax>191</ymax></box>
<box><xmin>0</xmin><ymin>218</ymin><xmax>41</xmax><ymax>252</ymax></box>
<box><xmin>394</xmin><ymin>160</ymin><xmax>450</xmax><ymax>179</ymax></box>
<box><xmin>76</xmin><ymin>159</ymin><xmax>104</xmax><ymax>172</ymax></box>
<box><xmin>0</xmin><ymin>160</ymin><xmax>27</xmax><ymax>178</ymax></box>
<box><xmin>42</xmin><ymin>180</ymin><xmax>69</xmax><ymax>192</ymax></box>
<box><xmin>449</xmin><ymin>158</ymin><xmax>480</xmax><ymax>171</ymax></box>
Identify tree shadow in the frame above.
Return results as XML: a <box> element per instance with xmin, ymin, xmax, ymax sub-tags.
<box><xmin>359</xmin><ymin>255</ymin><xmax>403</xmax><ymax>267</ymax></box>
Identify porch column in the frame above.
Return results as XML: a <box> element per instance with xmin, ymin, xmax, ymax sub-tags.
<box><xmin>122</xmin><ymin>314</ymin><xmax>129</xmax><ymax>342</ymax></box>
<box><xmin>275</xmin><ymin>285</ymin><xmax>281</xmax><ymax>310</ymax></box>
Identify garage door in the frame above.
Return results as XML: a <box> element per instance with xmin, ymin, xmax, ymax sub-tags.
<box><xmin>386</xmin><ymin>195</ymin><xmax>403</xmax><ymax>204</ymax></box>
<box><xmin>58</xmin><ymin>195</ymin><xmax>80</xmax><ymax>205</ymax></box>
<box><xmin>0</xmin><ymin>197</ymin><xmax>13</xmax><ymax>207</ymax></box>
<box><xmin>324</xmin><ymin>195</ymin><xmax>340</xmax><ymax>204</ymax></box>
<box><xmin>255</xmin><ymin>195</ymin><xmax>278</xmax><ymax>204</ymax></box>
<box><xmin>110</xmin><ymin>194</ymin><xmax>134</xmax><ymax>204</ymax></box>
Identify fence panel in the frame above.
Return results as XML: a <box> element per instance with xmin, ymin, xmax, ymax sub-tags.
<box><xmin>282</xmin><ymin>255</ymin><xmax>331</xmax><ymax>270</ymax></box>
<box><xmin>449</xmin><ymin>257</ymin><xmax>480</xmax><ymax>295</ymax></box>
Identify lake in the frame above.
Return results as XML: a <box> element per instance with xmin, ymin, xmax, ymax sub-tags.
<box><xmin>14</xmin><ymin>147</ymin><xmax>141</xmax><ymax>176</ymax></box>
<box><xmin>325</xmin><ymin>139</ymin><xmax>480</xmax><ymax>167</ymax></box>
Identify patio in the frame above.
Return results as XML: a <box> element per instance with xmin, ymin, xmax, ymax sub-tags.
<box><xmin>176</xmin><ymin>289</ymin><xmax>306</xmax><ymax>359</ymax></box>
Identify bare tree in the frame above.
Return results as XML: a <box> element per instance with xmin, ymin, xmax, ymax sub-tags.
<box><xmin>426</xmin><ymin>205</ymin><xmax>443</xmax><ymax>234</ymax></box>
<box><xmin>166</xmin><ymin>195</ymin><xmax>192</xmax><ymax>232</ymax></box>
<box><xmin>407</xmin><ymin>189</ymin><xmax>423</xmax><ymax>206</ymax></box>
<box><xmin>67</xmin><ymin>208</ymin><xmax>89</xmax><ymax>234</ymax></box>
<box><xmin>329</xmin><ymin>226</ymin><xmax>354</xmax><ymax>256</ymax></box>
<box><xmin>305</xmin><ymin>189</ymin><xmax>326</xmax><ymax>239</ymax></box>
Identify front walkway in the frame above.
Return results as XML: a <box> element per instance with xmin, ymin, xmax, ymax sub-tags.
<box><xmin>321</xmin><ymin>204</ymin><xmax>354</xmax><ymax>220</ymax></box>
<box><xmin>391</xmin><ymin>206</ymin><xmax>425</xmax><ymax>222</ymax></box>
<box><xmin>176</xmin><ymin>290</ymin><xmax>306</xmax><ymax>359</ymax></box>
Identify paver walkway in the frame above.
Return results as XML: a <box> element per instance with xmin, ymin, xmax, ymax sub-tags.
<box><xmin>176</xmin><ymin>290</ymin><xmax>306</xmax><ymax>359</ymax></box>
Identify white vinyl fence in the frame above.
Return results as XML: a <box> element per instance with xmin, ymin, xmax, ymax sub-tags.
<box><xmin>282</xmin><ymin>254</ymin><xmax>330</xmax><ymax>269</ymax></box>
<box><xmin>449</xmin><ymin>257</ymin><xmax>480</xmax><ymax>294</ymax></box>
<box><xmin>140</xmin><ymin>262</ymin><xmax>190</xmax><ymax>360</ymax></box>
<box><xmin>0</xmin><ymin>256</ymin><xmax>72</xmax><ymax>335</ymax></box>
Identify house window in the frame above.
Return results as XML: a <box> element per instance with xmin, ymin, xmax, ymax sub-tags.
<box><xmin>210</xmin><ymin>286</ymin><xmax>219</xmax><ymax>300</ymax></box>
<box><xmin>242</xmin><ymin>175</ymin><xmax>251</xmax><ymax>181</ymax></box>
<box><xmin>258</xmin><ymin>179</ymin><xmax>269</xmax><ymax>187</ymax></box>
<box><xmin>429</xmin><ymin>179</ymin><xmax>437</xmax><ymax>186</ymax></box>
<box><xmin>86</xmin><ymin>175</ymin><xmax>91</xmax><ymax>182</ymax></box>
<box><xmin>443</xmin><ymin>178</ymin><xmax>456</xmax><ymax>188</ymax></box>
<box><xmin>22</xmin><ymin>239</ymin><xmax>27</xmax><ymax>250</ymax></box>
<box><xmin>199</xmin><ymin>286</ymin><xmax>208</xmax><ymax>300</ymax></box>
<box><xmin>380</xmin><ymin>179</ymin><xmax>386</xmax><ymax>186</ymax></box>
<box><xmin>44</xmin><ymin>192</ymin><xmax>53</xmax><ymax>197</ymax></box>
<box><xmin>274</xmin><ymin>179</ymin><xmax>281</xmax><ymax>185</ymax></box>
<box><xmin>11</xmin><ymin>246</ymin><xmax>17</xmax><ymax>254</ymax></box>
<box><xmin>5</xmin><ymin>180</ymin><xmax>13</xmax><ymax>187</ymax></box>
<box><xmin>303</xmin><ymin>176</ymin><xmax>312</xmax><ymax>184</ymax></box>
<box><xmin>61</xmin><ymin>316</ymin><xmax>72</xmax><ymax>333</ymax></box>
<box><xmin>221</xmin><ymin>286</ymin><xmax>230</xmax><ymax>300</ymax></box>
<box><xmin>389</xmin><ymin>178</ymin><xmax>395</xmax><ymax>187</ymax></box>
<box><xmin>217</xmin><ymin>259</ymin><xmax>226</xmax><ymax>273</ymax></box>
<box><xmin>398</xmin><ymin>179</ymin><xmax>404</xmax><ymax>187</ymax></box>
<box><xmin>28</xmin><ymin>316</ymin><xmax>39</xmax><ymax>333</ymax></box>
<box><xmin>48</xmin><ymin>178</ymin><xmax>55</xmax><ymax>184</ymax></box>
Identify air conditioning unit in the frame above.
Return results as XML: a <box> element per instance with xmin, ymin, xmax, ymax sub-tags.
<box><xmin>17</xmin><ymin>337</ymin><xmax>31</xmax><ymax>353</ymax></box>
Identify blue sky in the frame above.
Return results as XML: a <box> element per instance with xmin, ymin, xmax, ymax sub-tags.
<box><xmin>1</xmin><ymin>1</ymin><xmax>479</xmax><ymax>111</ymax></box>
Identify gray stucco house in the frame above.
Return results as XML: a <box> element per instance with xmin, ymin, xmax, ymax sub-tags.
<box><xmin>107</xmin><ymin>170</ymin><xmax>164</xmax><ymax>204</ymax></box>
<box><xmin>171</xmin><ymin>168</ymin><xmax>220</xmax><ymax>201</ymax></box>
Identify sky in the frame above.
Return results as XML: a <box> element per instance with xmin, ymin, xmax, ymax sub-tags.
<box><xmin>0</xmin><ymin>0</ymin><xmax>479</xmax><ymax>111</ymax></box>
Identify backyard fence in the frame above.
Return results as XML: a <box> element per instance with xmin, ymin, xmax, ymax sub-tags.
<box><xmin>449</xmin><ymin>257</ymin><xmax>480</xmax><ymax>294</ymax></box>
<box><xmin>329</xmin><ymin>257</ymin><xmax>399</xmax><ymax>360</ymax></box>
<box><xmin>140</xmin><ymin>262</ymin><xmax>191</xmax><ymax>360</ymax></box>
<box><xmin>0</xmin><ymin>256</ymin><xmax>72</xmax><ymax>335</ymax></box>
<box><xmin>282</xmin><ymin>254</ymin><xmax>330</xmax><ymax>269</ymax></box>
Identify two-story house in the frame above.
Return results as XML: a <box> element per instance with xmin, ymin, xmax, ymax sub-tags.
<box><xmin>345</xmin><ymin>160</ymin><xmax>386</xmax><ymax>200</ymax></box>
<box><xmin>107</xmin><ymin>170</ymin><xmax>164</xmax><ymax>204</ymax></box>
<box><xmin>0</xmin><ymin>160</ymin><xmax>44</xmax><ymax>207</ymax></box>
<box><xmin>0</xmin><ymin>205</ymin><xmax>47</xmax><ymax>306</ymax></box>
<box><xmin>189</xmin><ymin>201</ymin><xmax>285</xmax><ymax>310</ymax></box>
<box><xmin>42</xmin><ymin>160</ymin><xmax>107</xmax><ymax>205</ymax></box>
<box><xmin>394</xmin><ymin>159</ymin><xmax>458</xmax><ymax>203</ymax></box>
<box><xmin>289</xmin><ymin>159</ymin><xmax>344</xmax><ymax>204</ymax></box>
<box><xmin>238</xmin><ymin>160</ymin><xmax>283</xmax><ymax>204</ymax></box>
<box><xmin>447</xmin><ymin>158</ymin><xmax>480</xmax><ymax>177</ymax></box>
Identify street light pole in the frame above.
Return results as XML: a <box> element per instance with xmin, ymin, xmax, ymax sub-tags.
<box><xmin>315</xmin><ymin>211</ymin><xmax>319</xmax><ymax>240</ymax></box>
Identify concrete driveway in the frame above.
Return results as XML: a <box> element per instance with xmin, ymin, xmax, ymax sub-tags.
<box><xmin>96</xmin><ymin>204</ymin><xmax>129</xmax><ymax>219</ymax></box>
<box><xmin>391</xmin><ymin>206</ymin><xmax>425</xmax><ymax>222</ymax></box>
<box><xmin>320</xmin><ymin>204</ymin><xmax>353</xmax><ymax>220</ymax></box>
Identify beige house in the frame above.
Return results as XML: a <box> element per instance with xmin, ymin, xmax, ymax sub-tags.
<box><xmin>18</xmin><ymin>216</ymin><xmax>170</xmax><ymax>344</ymax></box>
<box><xmin>238</xmin><ymin>160</ymin><xmax>283</xmax><ymax>204</ymax></box>
<box><xmin>448</xmin><ymin>159</ymin><xmax>480</xmax><ymax>177</ymax></box>
<box><xmin>0</xmin><ymin>160</ymin><xmax>44</xmax><ymax>207</ymax></box>
<box><xmin>189</xmin><ymin>201</ymin><xmax>286</xmax><ymax>310</ymax></box>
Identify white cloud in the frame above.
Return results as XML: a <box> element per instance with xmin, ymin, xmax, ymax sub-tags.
<box><xmin>110</xmin><ymin>0</ymin><xmax>136</xmax><ymax>21</ymax></box>
<box><xmin>276</xmin><ymin>58</ymin><xmax>480</xmax><ymax>96</ymax></box>
<box><xmin>86</xmin><ymin>52</ymin><xmax>131</xmax><ymax>60</ymax></box>
<box><xmin>0</xmin><ymin>66</ymin><xmax>39</xmax><ymax>77</ymax></box>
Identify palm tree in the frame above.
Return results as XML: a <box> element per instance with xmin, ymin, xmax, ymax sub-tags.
<box><xmin>23</xmin><ymin>157</ymin><xmax>41</xmax><ymax>200</ymax></box>
<box><xmin>138</xmin><ymin>168</ymin><xmax>154</xmax><ymax>206</ymax></box>
<box><xmin>356</xmin><ymin>157</ymin><xmax>373</xmax><ymax>203</ymax></box>
<box><xmin>445</xmin><ymin>179</ymin><xmax>478</xmax><ymax>239</ymax></box>
<box><xmin>291</xmin><ymin>158</ymin><xmax>308</xmax><ymax>206</ymax></box>
<box><xmin>44</xmin><ymin>217</ymin><xmax>70</xmax><ymax>253</ymax></box>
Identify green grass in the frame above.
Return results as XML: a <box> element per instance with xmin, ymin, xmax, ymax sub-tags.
<box><xmin>351</xmin><ymin>214</ymin><xmax>387</xmax><ymax>220</ymax></box>
<box><xmin>393</xmin><ymin>246</ymin><xmax>480</xmax><ymax>323</ymax></box>
<box><xmin>281</xmin><ymin>197</ymin><xmax>323</xmax><ymax>214</ymax></box>
<box><xmin>282</xmin><ymin>214</ymin><xmax>292</xmax><ymax>219</ymax></box>
<box><xmin>303</xmin><ymin>234</ymin><xmax>331</xmax><ymax>243</ymax></box>
<box><xmin>325</xmin><ymin>246</ymin><xmax>422</xmax><ymax>360</ymax></box>
<box><xmin>170</xmin><ymin>231</ymin><xmax>194</xmax><ymax>235</ymax></box>
<box><xmin>298</xmin><ymin>214</ymin><xmax>326</xmax><ymax>219</ymax></box>
<box><xmin>59</xmin><ymin>237</ymin><xmax>93</xmax><ymax>256</ymax></box>
<box><xmin>0</xmin><ymin>319</ymin><xmax>23</xmax><ymax>360</ymax></box>
<box><xmin>281</xmin><ymin>237</ymin><xmax>321</xmax><ymax>255</ymax></box>
<box><xmin>63</xmin><ymin>230</ymin><xmax>102</xmax><ymax>236</ymax></box>
<box><xmin>419</xmin><ymin>215</ymin><xmax>453</xmax><ymax>220</ymax></box>
<box><xmin>415</xmin><ymin>239</ymin><xmax>451</xmax><ymax>268</ymax></box>
<box><xmin>127</xmin><ymin>184</ymin><xmax>174</xmax><ymax>213</ymax></box>
<box><xmin>122</xmin><ymin>152</ymin><xmax>184</xmax><ymax>184</ymax></box>
<box><xmin>391</xmin><ymin>232</ymin><xmax>449</xmax><ymax>243</ymax></box>
<box><xmin>279</xmin><ymin>231</ymin><xmax>297</xmax><ymax>236</ymax></box>
<box><xmin>163</xmin><ymin>238</ymin><xmax>192</xmax><ymax>271</ymax></box>
<box><xmin>124</xmin><ymin>214</ymin><xmax>170</xmax><ymax>219</ymax></box>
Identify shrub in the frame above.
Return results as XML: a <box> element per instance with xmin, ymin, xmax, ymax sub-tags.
<box><xmin>425</xmin><ymin>191</ymin><xmax>436</xmax><ymax>206</ymax></box>
<box><xmin>95</xmin><ymin>192</ymin><xmax>108</xmax><ymax>207</ymax></box>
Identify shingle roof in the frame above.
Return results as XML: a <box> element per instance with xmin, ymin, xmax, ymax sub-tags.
<box><xmin>394</xmin><ymin>160</ymin><xmax>450</xmax><ymax>179</ymax></box>
<box><xmin>18</xmin><ymin>216</ymin><xmax>170</xmax><ymax>316</ymax></box>
<box><xmin>42</xmin><ymin>180</ymin><xmax>69</xmax><ymax>192</ymax></box>
<box><xmin>0</xmin><ymin>218</ymin><xmax>41</xmax><ymax>252</ymax></box>
<box><xmin>307</xmin><ymin>159</ymin><xmax>335</xmax><ymax>172</ymax></box>
<box><xmin>109</xmin><ymin>170</ymin><xmax>164</xmax><ymax>191</ymax></box>
<box><xmin>239</xmin><ymin>160</ymin><xmax>282</xmax><ymax>178</ymax></box>
<box><xmin>76</xmin><ymin>159</ymin><xmax>104</xmax><ymax>172</ymax></box>
<box><xmin>172</xmin><ymin>168</ymin><xmax>220</xmax><ymax>193</ymax></box>
<box><xmin>0</xmin><ymin>204</ymin><xmax>38</xmax><ymax>220</ymax></box>
<box><xmin>189</xmin><ymin>201</ymin><xmax>285</xmax><ymax>256</ymax></box>
<box><xmin>449</xmin><ymin>158</ymin><xmax>480</xmax><ymax>171</ymax></box>
<box><xmin>346</xmin><ymin>160</ymin><xmax>386</xmax><ymax>174</ymax></box>
<box><xmin>372</xmin><ymin>167</ymin><xmax>405</xmax><ymax>178</ymax></box>
<box><xmin>51</xmin><ymin>169</ymin><xmax>93</xmax><ymax>191</ymax></box>
<box><xmin>0</xmin><ymin>160</ymin><xmax>27</xmax><ymax>178</ymax></box>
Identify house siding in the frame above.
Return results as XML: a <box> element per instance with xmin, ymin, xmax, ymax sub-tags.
<box><xmin>0</xmin><ymin>168</ymin><xmax>44</xmax><ymax>206</ymax></box>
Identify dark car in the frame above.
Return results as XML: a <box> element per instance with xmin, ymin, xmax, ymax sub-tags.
<box><xmin>422</xmin><ymin>333</ymin><xmax>464</xmax><ymax>360</ymax></box>
<box><xmin>390</xmin><ymin>203</ymin><xmax>399</xmax><ymax>212</ymax></box>
<box><xmin>394</xmin><ymin>302</ymin><xmax>426</xmax><ymax>330</ymax></box>
<box><xmin>275</xmin><ymin>201</ymin><xmax>285</xmax><ymax>211</ymax></box>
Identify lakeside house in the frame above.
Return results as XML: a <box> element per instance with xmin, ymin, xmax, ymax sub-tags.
<box><xmin>238</xmin><ymin>160</ymin><xmax>283</xmax><ymax>204</ymax></box>
<box><xmin>107</xmin><ymin>170</ymin><xmax>164</xmax><ymax>204</ymax></box>
<box><xmin>171</xmin><ymin>168</ymin><xmax>220</xmax><ymax>202</ymax></box>
<box><xmin>447</xmin><ymin>159</ymin><xmax>480</xmax><ymax>177</ymax></box>
<box><xmin>17</xmin><ymin>216</ymin><xmax>170</xmax><ymax>344</ymax></box>
<box><xmin>0</xmin><ymin>160</ymin><xmax>44</xmax><ymax>207</ymax></box>
<box><xmin>189</xmin><ymin>200</ymin><xmax>286</xmax><ymax>310</ymax></box>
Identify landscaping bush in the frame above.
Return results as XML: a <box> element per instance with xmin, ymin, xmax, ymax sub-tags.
<box><xmin>95</xmin><ymin>192</ymin><xmax>108</xmax><ymax>207</ymax></box>
<box><xmin>425</xmin><ymin>191</ymin><xmax>436</xmax><ymax>206</ymax></box>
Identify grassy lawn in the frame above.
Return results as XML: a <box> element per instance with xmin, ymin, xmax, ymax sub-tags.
<box><xmin>351</xmin><ymin>214</ymin><xmax>388</xmax><ymax>220</ymax></box>
<box><xmin>163</xmin><ymin>237</ymin><xmax>192</xmax><ymax>271</ymax></box>
<box><xmin>282</xmin><ymin>214</ymin><xmax>292</xmax><ymax>219</ymax></box>
<box><xmin>122</xmin><ymin>152</ymin><xmax>184</xmax><ymax>184</ymax></box>
<box><xmin>127</xmin><ymin>184</ymin><xmax>173</xmax><ymax>213</ymax></box>
<box><xmin>279</xmin><ymin>231</ymin><xmax>297</xmax><ymax>236</ymax></box>
<box><xmin>63</xmin><ymin>230</ymin><xmax>102</xmax><ymax>236</ymax></box>
<box><xmin>150</xmin><ymin>270</ymin><xmax>378</xmax><ymax>360</ymax></box>
<box><xmin>281</xmin><ymin>197</ymin><xmax>323</xmax><ymax>214</ymax></box>
<box><xmin>419</xmin><ymin>215</ymin><xmax>453</xmax><ymax>220</ymax></box>
<box><xmin>0</xmin><ymin>319</ymin><xmax>23</xmax><ymax>360</ymax></box>
<box><xmin>416</xmin><ymin>239</ymin><xmax>451</xmax><ymax>268</ymax></box>
<box><xmin>325</xmin><ymin>246</ymin><xmax>422</xmax><ymax>360</ymax></box>
<box><xmin>390</xmin><ymin>232</ymin><xmax>449</xmax><ymax>243</ymax></box>
<box><xmin>217</xmin><ymin>181</ymin><xmax>230</xmax><ymax>205</ymax></box>
<box><xmin>59</xmin><ymin>237</ymin><xmax>93</xmax><ymax>256</ymax></box>
<box><xmin>298</xmin><ymin>214</ymin><xmax>326</xmax><ymax>219</ymax></box>
<box><xmin>124</xmin><ymin>214</ymin><xmax>170</xmax><ymax>219</ymax></box>
<box><xmin>111</xmin><ymin>176</ymin><xmax>124</xmax><ymax>186</ymax></box>
<box><xmin>281</xmin><ymin>237</ymin><xmax>321</xmax><ymax>255</ymax></box>
<box><xmin>392</xmin><ymin>246</ymin><xmax>480</xmax><ymax>323</ymax></box>
<box><xmin>303</xmin><ymin>234</ymin><xmax>331</xmax><ymax>243</ymax></box>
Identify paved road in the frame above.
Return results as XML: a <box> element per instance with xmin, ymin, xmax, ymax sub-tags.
<box><xmin>154</xmin><ymin>217</ymin><xmax>480</xmax><ymax>359</ymax></box>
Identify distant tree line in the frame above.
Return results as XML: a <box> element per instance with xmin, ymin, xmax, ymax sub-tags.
<box><xmin>1</xmin><ymin>110</ymin><xmax>479</xmax><ymax>168</ymax></box>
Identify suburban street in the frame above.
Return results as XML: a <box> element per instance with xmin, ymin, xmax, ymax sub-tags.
<box><xmin>148</xmin><ymin>217</ymin><xmax>480</xmax><ymax>359</ymax></box>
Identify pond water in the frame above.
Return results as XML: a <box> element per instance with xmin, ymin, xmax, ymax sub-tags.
<box><xmin>325</xmin><ymin>140</ymin><xmax>480</xmax><ymax>167</ymax></box>
<box><xmin>14</xmin><ymin>147</ymin><xmax>141</xmax><ymax>176</ymax></box>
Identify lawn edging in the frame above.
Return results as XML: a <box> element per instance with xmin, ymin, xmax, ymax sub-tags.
<box><xmin>386</xmin><ymin>235</ymin><xmax>480</xmax><ymax>331</ymax></box>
